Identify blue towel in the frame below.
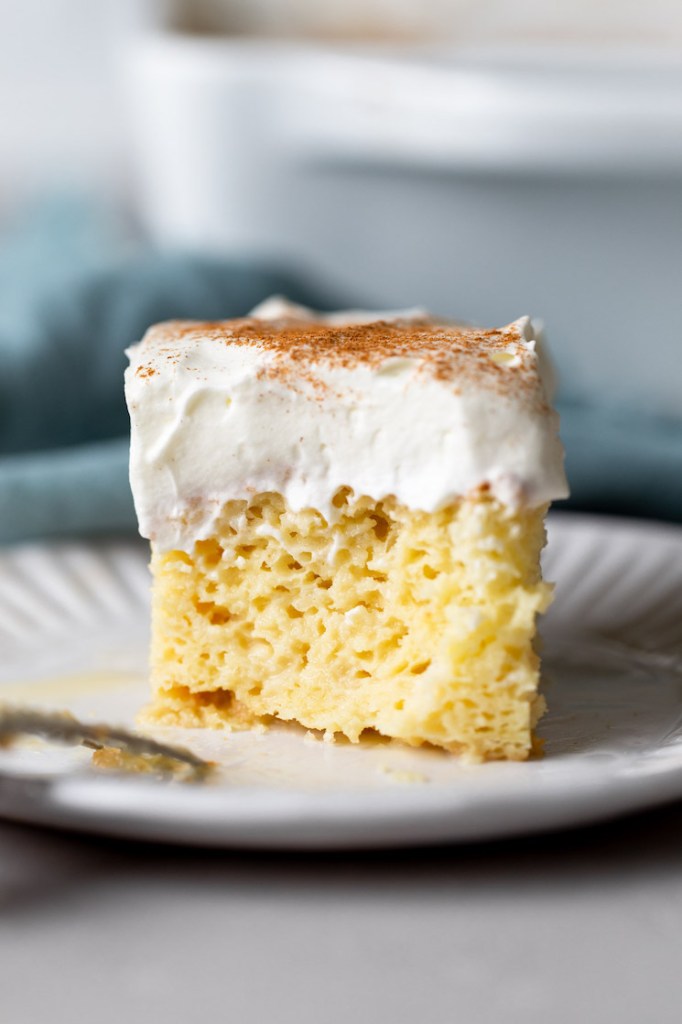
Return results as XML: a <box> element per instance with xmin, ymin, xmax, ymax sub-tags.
<box><xmin>0</xmin><ymin>199</ymin><xmax>340</xmax><ymax>544</ymax></box>
<box><xmin>1</xmin><ymin>199</ymin><xmax>680</xmax><ymax>544</ymax></box>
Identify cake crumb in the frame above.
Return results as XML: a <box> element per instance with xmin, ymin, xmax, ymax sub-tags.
<box><xmin>91</xmin><ymin>745</ymin><xmax>215</xmax><ymax>781</ymax></box>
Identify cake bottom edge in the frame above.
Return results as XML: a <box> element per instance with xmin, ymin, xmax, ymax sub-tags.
<box><xmin>138</xmin><ymin>684</ymin><xmax>548</xmax><ymax>764</ymax></box>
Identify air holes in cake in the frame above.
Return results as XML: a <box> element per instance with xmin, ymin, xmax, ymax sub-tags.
<box><xmin>172</xmin><ymin>551</ymin><xmax>193</xmax><ymax>566</ymax></box>
<box><xmin>253</xmin><ymin>596</ymin><xmax>269</xmax><ymax>612</ymax></box>
<box><xmin>209</xmin><ymin>609</ymin><xmax>232</xmax><ymax>626</ymax></box>
<box><xmin>287</xmin><ymin>605</ymin><xmax>304</xmax><ymax>619</ymax></box>
<box><xmin>370</xmin><ymin>512</ymin><xmax>390</xmax><ymax>542</ymax></box>
<box><xmin>394</xmin><ymin>700</ymin><xmax>404</xmax><ymax>711</ymax></box>
<box><xmin>249</xmin><ymin>684</ymin><xmax>262</xmax><ymax>697</ymax></box>
<box><xmin>410</xmin><ymin>660</ymin><xmax>431</xmax><ymax>675</ymax></box>
<box><xmin>194</xmin><ymin>539</ymin><xmax>224</xmax><ymax>567</ymax></box>
<box><xmin>297</xmin><ymin>642</ymin><xmax>311</xmax><ymax>667</ymax></box>
<box><xmin>356</xmin><ymin>650</ymin><xmax>373</xmax><ymax>662</ymax></box>
<box><xmin>193</xmin><ymin>598</ymin><xmax>232</xmax><ymax>626</ymax></box>
<box><xmin>332</xmin><ymin>487</ymin><xmax>352</xmax><ymax>509</ymax></box>
<box><xmin>317</xmin><ymin>578</ymin><xmax>332</xmax><ymax>590</ymax></box>
<box><xmin>288</xmin><ymin>559</ymin><xmax>302</xmax><ymax>571</ymax></box>
<box><xmin>355</xmin><ymin>670</ymin><xmax>371</xmax><ymax>679</ymax></box>
<box><xmin>235</xmin><ymin>544</ymin><xmax>256</xmax><ymax>558</ymax></box>
<box><xmin>423</xmin><ymin>566</ymin><xmax>438</xmax><ymax>580</ymax></box>
<box><xmin>406</xmin><ymin>548</ymin><xmax>427</xmax><ymax>565</ymax></box>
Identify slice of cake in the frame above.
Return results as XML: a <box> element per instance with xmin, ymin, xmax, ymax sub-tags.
<box><xmin>125</xmin><ymin>298</ymin><xmax>568</xmax><ymax>761</ymax></box>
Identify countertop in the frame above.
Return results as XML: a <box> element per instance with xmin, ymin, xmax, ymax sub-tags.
<box><xmin>2</xmin><ymin>803</ymin><xmax>682</xmax><ymax>1023</ymax></box>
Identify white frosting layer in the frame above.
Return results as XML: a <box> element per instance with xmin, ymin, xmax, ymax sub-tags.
<box><xmin>125</xmin><ymin>299</ymin><xmax>568</xmax><ymax>550</ymax></box>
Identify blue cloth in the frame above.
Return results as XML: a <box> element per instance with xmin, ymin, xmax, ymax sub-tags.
<box><xmin>0</xmin><ymin>199</ymin><xmax>340</xmax><ymax>544</ymax></box>
<box><xmin>0</xmin><ymin>199</ymin><xmax>680</xmax><ymax>544</ymax></box>
<box><xmin>558</xmin><ymin>402</ymin><xmax>682</xmax><ymax>522</ymax></box>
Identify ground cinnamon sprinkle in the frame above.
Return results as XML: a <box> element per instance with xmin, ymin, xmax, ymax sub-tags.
<box><xmin>141</xmin><ymin>314</ymin><xmax>540</xmax><ymax>399</ymax></box>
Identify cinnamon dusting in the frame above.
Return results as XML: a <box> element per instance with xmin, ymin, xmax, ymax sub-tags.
<box><xmin>141</xmin><ymin>314</ymin><xmax>541</xmax><ymax>401</ymax></box>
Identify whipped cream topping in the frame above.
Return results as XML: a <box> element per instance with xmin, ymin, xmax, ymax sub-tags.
<box><xmin>125</xmin><ymin>298</ymin><xmax>568</xmax><ymax>551</ymax></box>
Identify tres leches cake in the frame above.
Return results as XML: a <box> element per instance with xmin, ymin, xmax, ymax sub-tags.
<box><xmin>125</xmin><ymin>298</ymin><xmax>568</xmax><ymax>762</ymax></box>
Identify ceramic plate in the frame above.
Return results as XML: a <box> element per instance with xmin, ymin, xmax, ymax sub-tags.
<box><xmin>0</xmin><ymin>513</ymin><xmax>681</xmax><ymax>849</ymax></box>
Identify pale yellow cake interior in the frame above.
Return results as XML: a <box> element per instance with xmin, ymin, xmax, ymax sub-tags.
<box><xmin>144</xmin><ymin>490</ymin><xmax>552</xmax><ymax>761</ymax></box>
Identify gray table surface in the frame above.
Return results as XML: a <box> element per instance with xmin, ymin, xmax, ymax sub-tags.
<box><xmin>1</xmin><ymin>803</ymin><xmax>682</xmax><ymax>1024</ymax></box>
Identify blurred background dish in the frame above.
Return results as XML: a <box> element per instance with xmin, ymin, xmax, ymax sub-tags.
<box><xmin>129</xmin><ymin>33</ymin><xmax>682</xmax><ymax>417</ymax></box>
<box><xmin>0</xmin><ymin>0</ymin><xmax>681</xmax><ymax>541</ymax></box>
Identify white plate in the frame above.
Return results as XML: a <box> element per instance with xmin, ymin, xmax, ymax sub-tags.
<box><xmin>0</xmin><ymin>513</ymin><xmax>681</xmax><ymax>849</ymax></box>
